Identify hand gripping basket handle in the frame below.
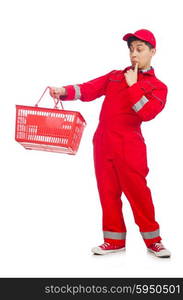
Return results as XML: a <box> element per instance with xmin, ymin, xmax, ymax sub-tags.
<box><xmin>35</xmin><ymin>86</ymin><xmax>64</xmax><ymax>110</ymax></box>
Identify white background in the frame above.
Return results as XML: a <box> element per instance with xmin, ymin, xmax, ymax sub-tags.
<box><xmin>0</xmin><ymin>0</ymin><xmax>182</xmax><ymax>277</ymax></box>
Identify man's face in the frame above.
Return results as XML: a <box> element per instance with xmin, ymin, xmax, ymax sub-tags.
<box><xmin>129</xmin><ymin>40</ymin><xmax>156</xmax><ymax>70</ymax></box>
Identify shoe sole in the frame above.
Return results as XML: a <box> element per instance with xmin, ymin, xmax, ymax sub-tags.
<box><xmin>147</xmin><ymin>249</ymin><xmax>171</xmax><ymax>258</ymax></box>
<box><xmin>92</xmin><ymin>247</ymin><xmax>126</xmax><ymax>255</ymax></box>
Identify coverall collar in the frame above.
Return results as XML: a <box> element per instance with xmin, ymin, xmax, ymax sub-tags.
<box><xmin>124</xmin><ymin>66</ymin><xmax>155</xmax><ymax>76</ymax></box>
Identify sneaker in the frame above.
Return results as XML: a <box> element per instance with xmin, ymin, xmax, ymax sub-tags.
<box><xmin>91</xmin><ymin>242</ymin><xmax>125</xmax><ymax>255</ymax></box>
<box><xmin>147</xmin><ymin>242</ymin><xmax>171</xmax><ymax>258</ymax></box>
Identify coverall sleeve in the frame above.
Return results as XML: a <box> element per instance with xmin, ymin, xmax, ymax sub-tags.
<box><xmin>126</xmin><ymin>80</ymin><xmax>168</xmax><ymax>121</ymax></box>
<box><xmin>60</xmin><ymin>71</ymin><xmax>115</xmax><ymax>102</ymax></box>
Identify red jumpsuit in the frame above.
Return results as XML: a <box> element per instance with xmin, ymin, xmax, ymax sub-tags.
<box><xmin>61</xmin><ymin>66</ymin><xmax>168</xmax><ymax>247</ymax></box>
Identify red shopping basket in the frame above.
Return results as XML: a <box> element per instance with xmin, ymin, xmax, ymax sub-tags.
<box><xmin>15</xmin><ymin>87</ymin><xmax>86</xmax><ymax>154</ymax></box>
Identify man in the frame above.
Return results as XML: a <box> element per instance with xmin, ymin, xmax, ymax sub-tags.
<box><xmin>49</xmin><ymin>29</ymin><xmax>171</xmax><ymax>258</ymax></box>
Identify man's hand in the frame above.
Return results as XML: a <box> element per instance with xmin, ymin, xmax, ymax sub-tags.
<box><xmin>124</xmin><ymin>63</ymin><xmax>138</xmax><ymax>87</ymax></box>
<box><xmin>49</xmin><ymin>87</ymin><xmax>66</xmax><ymax>100</ymax></box>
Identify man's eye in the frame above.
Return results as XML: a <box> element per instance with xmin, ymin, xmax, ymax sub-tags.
<box><xmin>130</xmin><ymin>48</ymin><xmax>142</xmax><ymax>53</ymax></box>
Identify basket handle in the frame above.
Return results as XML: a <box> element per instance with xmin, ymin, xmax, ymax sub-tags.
<box><xmin>35</xmin><ymin>86</ymin><xmax>64</xmax><ymax>110</ymax></box>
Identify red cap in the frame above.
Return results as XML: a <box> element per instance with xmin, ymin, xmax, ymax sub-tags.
<box><xmin>123</xmin><ymin>29</ymin><xmax>156</xmax><ymax>48</ymax></box>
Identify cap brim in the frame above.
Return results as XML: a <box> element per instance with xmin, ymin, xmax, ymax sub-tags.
<box><xmin>123</xmin><ymin>33</ymin><xmax>139</xmax><ymax>41</ymax></box>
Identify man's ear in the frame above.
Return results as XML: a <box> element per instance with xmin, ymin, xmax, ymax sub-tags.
<box><xmin>151</xmin><ymin>48</ymin><xmax>156</xmax><ymax>56</ymax></box>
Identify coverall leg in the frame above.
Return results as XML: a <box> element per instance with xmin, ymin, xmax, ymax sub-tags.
<box><xmin>93</xmin><ymin>127</ymin><xmax>161</xmax><ymax>248</ymax></box>
<box><xmin>93</xmin><ymin>129</ymin><xmax>126</xmax><ymax>246</ymax></box>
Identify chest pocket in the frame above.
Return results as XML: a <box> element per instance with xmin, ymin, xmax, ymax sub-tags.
<box><xmin>107</xmin><ymin>77</ymin><xmax>128</xmax><ymax>95</ymax></box>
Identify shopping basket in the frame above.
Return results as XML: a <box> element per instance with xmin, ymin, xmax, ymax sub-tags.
<box><xmin>15</xmin><ymin>87</ymin><xmax>86</xmax><ymax>154</ymax></box>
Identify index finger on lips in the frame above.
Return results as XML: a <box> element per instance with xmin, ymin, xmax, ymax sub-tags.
<box><xmin>135</xmin><ymin>63</ymin><xmax>138</xmax><ymax>72</ymax></box>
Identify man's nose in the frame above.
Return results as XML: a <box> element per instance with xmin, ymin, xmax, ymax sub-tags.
<box><xmin>131</xmin><ymin>50</ymin><xmax>138</xmax><ymax>57</ymax></box>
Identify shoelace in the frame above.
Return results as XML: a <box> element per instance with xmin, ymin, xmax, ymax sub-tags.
<box><xmin>101</xmin><ymin>242</ymin><xmax>110</xmax><ymax>248</ymax></box>
<box><xmin>153</xmin><ymin>243</ymin><xmax>165</xmax><ymax>251</ymax></box>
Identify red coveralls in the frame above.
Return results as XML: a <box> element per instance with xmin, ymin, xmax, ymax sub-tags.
<box><xmin>61</xmin><ymin>66</ymin><xmax>168</xmax><ymax>247</ymax></box>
